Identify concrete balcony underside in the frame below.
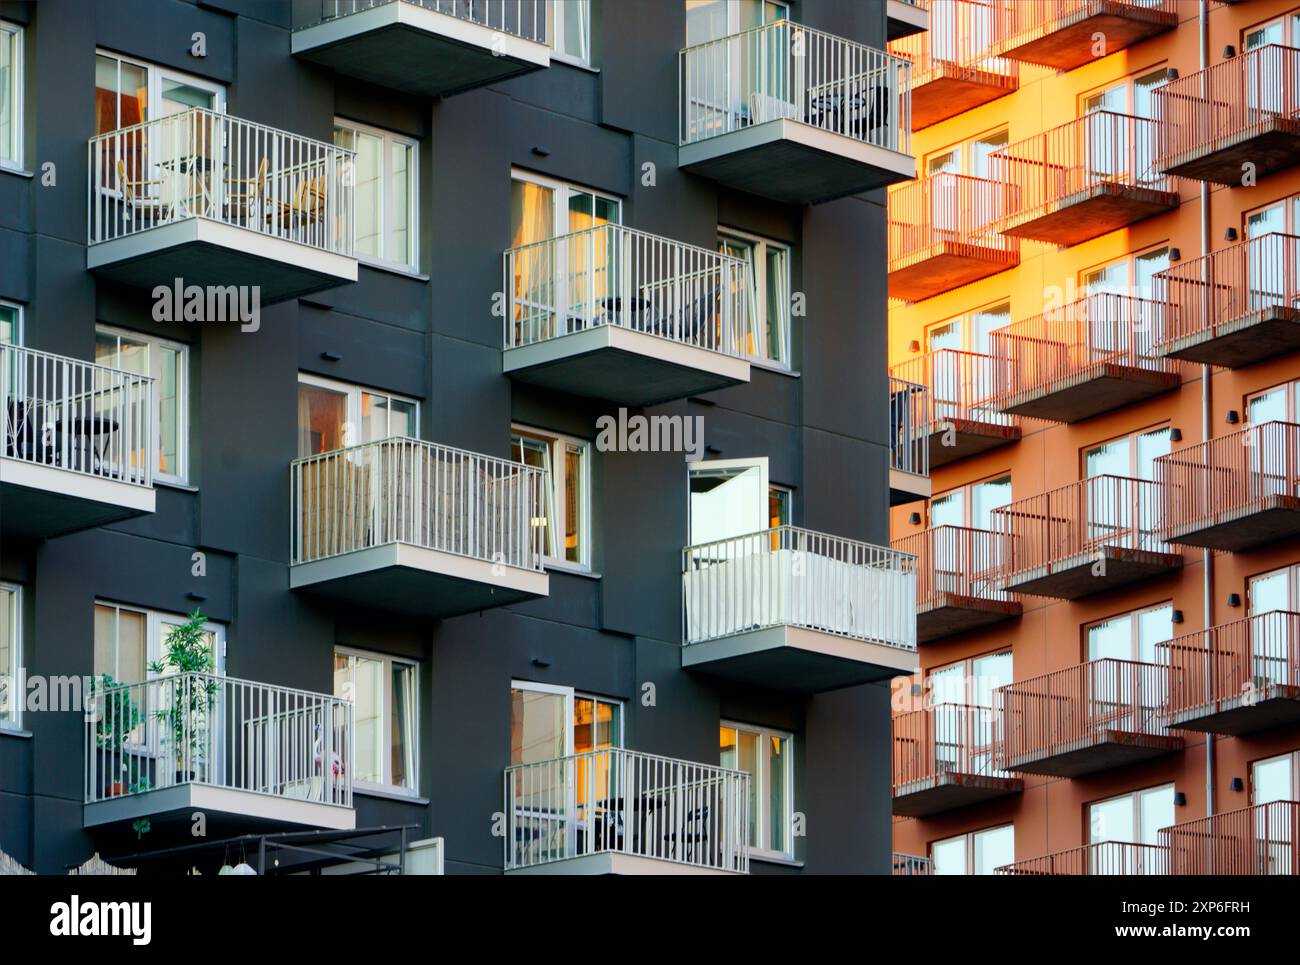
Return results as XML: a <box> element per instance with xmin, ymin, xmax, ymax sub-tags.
<box><xmin>502</xmin><ymin>326</ymin><xmax>750</xmax><ymax>407</ymax></box>
<box><xmin>678</xmin><ymin>120</ymin><xmax>917</xmax><ymax>205</ymax></box>
<box><xmin>889</xmin><ymin>469</ymin><xmax>931</xmax><ymax>506</ymax></box>
<box><xmin>1157</xmin><ymin>306</ymin><xmax>1300</xmax><ymax>368</ymax></box>
<box><xmin>1159</xmin><ymin>118</ymin><xmax>1300</xmax><ymax>185</ymax></box>
<box><xmin>995</xmin><ymin>5</ymin><xmax>1177</xmax><ymax>70</ymax></box>
<box><xmin>291</xmin><ymin>2</ymin><xmax>550</xmax><ymax>97</ymax></box>
<box><xmin>998</xmin><ymin>183</ymin><xmax>1179</xmax><ymax>247</ymax></box>
<box><xmin>506</xmin><ymin>853</ymin><xmax>739</xmax><ymax>876</ymax></box>
<box><xmin>1167</xmin><ymin>685</ymin><xmax>1300</xmax><ymax>737</ymax></box>
<box><xmin>0</xmin><ymin>458</ymin><xmax>155</xmax><ymax>539</ymax></box>
<box><xmin>84</xmin><ymin>783</ymin><xmax>355</xmax><ymax>834</ymax></box>
<box><xmin>911</xmin><ymin>67</ymin><xmax>1015</xmax><ymax>130</ymax></box>
<box><xmin>999</xmin><ymin>546</ymin><xmax>1182</xmax><ymax>600</ymax></box>
<box><xmin>87</xmin><ymin>219</ymin><xmax>358</xmax><ymax>305</ymax></box>
<box><xmin>893</xmin><ymin>771</ymin><xmax>1023</xmax><ymax>818</ymax></box>
<box><xmin>886</xmin><ymin>0</ymin><xmax>929</xmax><ymax>40</ymax></box>
<box><xmin>917</xmin><ymin>594</ymin><xmax>1022</xmax><ymax>643</ymax></box>
<box><xmin>889</xmin><ymin>242</ymin><xmax>1018</xmax><ymax>302</ymax></box>
<box><xmin>1164</xmin><ymin>495</ymin><xmax>1300</xmax><ymax>552</ymax></box>
<box><xmin>682</xmin><ymin>625</ymin><xmax>918</xmax><ymax>693</ymax></box>
<box><xmin>290</xmin><ymin>543</ymin><xmax>548</xmax><ymax>618</ymax></box>
<box><xmin>925</xmin><ymin>419</ymin><xmax>1020</xmax><ymax>468</ymax></box>
<box><xmin>1004</xmin><ymin>731</ymin><xmax>1184</xmax><ymax>778</ymax></box>
<box><xmin>998</xmin><ymin>363</ymin><xmax>1180</xmax><ymax>423</ymax></box>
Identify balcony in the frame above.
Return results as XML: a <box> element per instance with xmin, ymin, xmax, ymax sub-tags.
<box><xmin>1155</xmin><ymin>421</ymin><xmax>1300</xmax><ymax>552</ymax></box>
<box><xmin>85</xmin><ymin>673</ymin><xmax>355</xmax><ymax>833</ymax></box>
<box><xmin>887</xmin><ymin>0</ymin><xmax>930</xmax><ymax>40</ymax></box>
<box><xmin>996</xmin><ymin>841</ymin><xmax>1168</xmax><ymax>875</ymax></box>
<box><xmin>291</xmin><ymin>0</ymin><xmax>552</xmax><ymax>97</ymax></box>
<box><xmin>990</xmin><ymin>475</ymin><xmax>1181</xmax><ymax>600</ymax></box>
<box><xmin>989</xmin><ymin>112</ymin><xmax>1179</xmax><ymax>247</ymax></box>
<box><xmin>682</xmin><ymin>526</ymin><xmax>918</xmax><ymax>692</ymax></box>
<box><xmin>891</xmin><ymin>350</ymin><xmax>1020</xmax><ymax>467</ymax></box>
<box><xmin>679</xmin><ymin>23</ymin><xmax>915</xmax><ymax>205</ymax></box>
<box><xmin>1159</xmin><ymin>612</ymin><xmax>1300</xmax><ymax>736</ymax></box>
<box><xmin>889</xmin><ymin>1</ymin><xmax>1018</xmax><ymax>130</ymax></box>
<box><xmin>893</xmin><ymin>704</ymin><xmax>1022</xmax><ymax>817</ymax></box>
<box><xmin>890</xmin><ymin>377</ymin><xmax>931</xmax><ymax>505</ymax></box>
<box><xmin>996</xmin><ymin>659</ymin><xmax>1183</xmax><ymax>777</ymax></box>
<box><xmin>989</xmin><ymin>0</ymin><xmax>1177</xmax><ymax>70</ymax></box>
<box><xmin>504</xmin><ymin>748</ymin><xmax>748</xmax><ymax>875</ymax></box>
<box><xmin>1153</xmin><ymin>234</ymin><xmax>1300</xmax><ymax>368</ymax></box>
<box><xmin>502</xmin><ymin>225</ymin><xmax>752</xmax><ymax>406</ymax></box>
<box><xmin>290</xmin><ymin>438</ymin><xmax>549</xmax><ymax>617</ymax></box>
<box><xmin>989</xmin><ymin>293</ymin><xmax>1182</xmax><ymax>423</ymax></box>
<box><xmin>1154</xmin><ymin>46</ymin><xmax>1300</xmax><ymax>185</ymax></box>
<box><xmin>87</xmin><ymin>109</ymin><xmax>357</xmax><ymax>304</ymax></box>
<box><xmin>1</xmin><ymin>345</ymin><xmax>155</xmax><ymax>539</ymax></box>
<box><xmin>894</xmin><ymin>526</ymin><xmax>1021</xmax><ymax>642</ymax></box>
<box><xmin>892</xmin><ymin>852</ymin><xmax>932</xmax><ymax>875</ymax></box>
<box><xmin>888</xmin><ymin>175</ymin><xmax>1020</xmax><ymax>302</ymax></box>
<box><xmin>1164</xmin><ymin>801</ymin><xmax>1300</xmax><ymax>875</ymax></box>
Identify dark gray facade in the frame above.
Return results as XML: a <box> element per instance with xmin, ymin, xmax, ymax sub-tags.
<box><xmin>0</xmin><ymin>0</ymin><xmax>897</xmax><ymax>875</ymax></box>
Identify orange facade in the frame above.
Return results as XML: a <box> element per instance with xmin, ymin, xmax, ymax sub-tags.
<box><xmin>888</xmin><ymin>0</ymin><xmax>1300</xmax><ymax>873</ymax></box>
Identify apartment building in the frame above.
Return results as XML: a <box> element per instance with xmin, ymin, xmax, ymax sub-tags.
<box><xmin>0</xmin><ymin>0</ymin><xmax>921</xmax><ymax>875</ymax></box>
<box><xmin>889</xmin><ymin>0</ymin><xmax>1300</xmax><ymax>875</ymax></box>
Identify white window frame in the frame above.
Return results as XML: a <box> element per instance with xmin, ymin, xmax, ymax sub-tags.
<box><xmin>928</xmin><ymin>473</ymin><xmax>1012</xmax><ymax>531</ymax></box>
<box><xmin>93</xmin><ymin>601</ymin><xmax>227</xmax><ymax>683</ymax></box>
<box><xmin>1084</xmin><ymin>423</ymin><xmax>1171</xmax><ymax>482</ymax></box>
<box><xmin>932</xmin><ymin>823</ymin><xmax>1014</xmax><ymax>875</ymax></box>
<box><xmin>1085</xmin><ymin>601</ymin><xmax>1173</xmax><ymax>665</ymax></box>
<box><xmin>334</xmin><ymin>645</ymin><xmax>420</xmax><ymax>796</ymax></box>
<box><xmin>297</xmin><ymin>371</ymin><xmax>420</xmax><ymax>453</ymax></box>
<box><xmin>0</xmin><ymin>299</ymin><xmax>22</xmax><ymax>344</ymax></box>
<box><xmin>0</xmin><ymin>582</ymin><xmax>20</xmax><ymax>731</ymax></box>
<box><xmin>550</xmin><ymin>0</ymin><xmax>592</xmax><ymax>66</ymax></box>
<box><xmin>94</xmin><ymin>325</ymin><xmax>189</xmax><ymax>486</ymax></box>
<box><xmin>94</xmin><ymin>49</ymin><xmax>226</xmax><ymax>129</ymax></box>
<box><xmin>1088</xmin><ymin>783</ymin><xmax>1175</xmax><ymax>846</ymax></box>
<box><xmin>510</xmin><ymin>167</ymin><xmax>623</xmax><ymax>239</ymax></box>
<box><xmin>686</xmin><ymin>0</ymin><xmax>790</xmax><ymax>46</ymax></box>
<box><xmin>511</xmin><ymin>424</ymin><xmax>592</xmax><ymax>571</ymax></box>
<box><xmin>721</xmin><ymin>718</ymin><xmax>794</xmax><ymax>861</ymax></box>
<box><xmin>719</xmin><ymin>226</ymin><xmax>791</xmax><ymax>368</ymax></box>
<box><xmin>0</xmin><ymin>21</ymin><xmax>23</xmax><ymax>172</ymax></box>
<box><xmin>1252</xmin><ymin>750</ymin><xmax>1300</xmax><ymax>804</ymax></box>
<box><xmin>333</xmin><ymin>117</ymin><xmax>419</xmax><ymax>273</ymax></box>
<box><xmin>689</xmin><ymin>455</ymin><xmax>770</xmax><ymax>547</ymax></box>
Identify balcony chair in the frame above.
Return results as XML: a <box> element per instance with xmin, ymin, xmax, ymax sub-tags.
<box><xmin>806</xmin><ymin>80</ymin><xmax>890</xmax><ymax>140</ymax></box>
<box><xmin>224</xmin><ymin>156</ymin><xmax>269</xmax><ymax>227</ymax></box>
<box><xmin>116</xmin><ymin>158</ymin><xmax>173</xmax><ymax>226</ymax></box>
<box><xmin>663</xmin><ymin>803</ymin><xmax>712</xmax><ymax>863</ymax></box>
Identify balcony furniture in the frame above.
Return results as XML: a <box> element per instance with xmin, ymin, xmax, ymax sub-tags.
<box><xmin>223</xmin><ymin>156</ymin><xmax>268</xmax><ymax>222</ymax></box>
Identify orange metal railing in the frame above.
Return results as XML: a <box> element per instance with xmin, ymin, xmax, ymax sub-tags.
<box><xmin>1155</xmin><ymin>421</ymin><xmax>1300</xmax><ymax>540</ymax></box>
<box><xmin>893</xmin><ymin>524</ymin><xmax>1013</xmax><ymax>609</ymax></box>
<box><xmin>890</xmin><ymin>349</ymin><xmax>1016</xmax><ymax>433</ymax></box>
<box><xmin>988</xmin><ymin>111</ymin><xmax>1174</xmax><ymax>227</ymax></box>
<box><xmin>997</xmin><ymin>840</ymin><xmax>1169</xmax><ymax>876</ymax></box>
<box><xmin>988</xmin><ymin>293</ymin><xmax>1180</xmax><ymax>413</ymax></box>
<box><xmin>1154</xmin><ymin>45</ymin><xmax>1300</xmax><ymax>175</ymax></box>
<box><xmin>996</xmin><ymin>658</ymin><xmax>1171</xmax><ymax>769</ymax></box>
<box><xmin>1153</xmin><ymin>233</ymin><xmax>1300</xmax><ymax>352</ymax></box>
<box><xmin>1163</xmin><ymin>801</ymin><xmax>1300</xmax><ymax>875</ymax></box>
<box><xmin>1159</xmin><ymin>611</ymin><xmax>1300</xmax><ymax>720</ymax></box>
<box><xmin>889</xmin><ymin>0</ymin><xmax>1018</xmax><ymax>87</ymax></box>
<box><xmin>893</xmin><ymin>703</ymin><xmax>1011</xmax><ymax>791</ymax></box>
<box><xmin>888</xmin><ymin>173</ymin><xmax>1018</xmax><ymax>274</ymax></box>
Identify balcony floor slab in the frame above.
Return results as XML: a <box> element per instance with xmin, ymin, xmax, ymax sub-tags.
<box><xmin>1159</xmin><ymin>118</ymin><xmax>1300</xmax><ymax>185</ymax></box>
<box><xmin>886</xmin><ymin>0</ymin><xmax>929</xmax><ymax>40</ymax></box>
<box><xmin>890</xmin><ymin>469</ymin><xmax>931</xmax><ymax>506</ymax></box>
<box><xmin>503</xmin><ymin>325</ymin><xmax>750</xmax><ymax>406</ymax></box>
<box><xmin>1157</xmin><ymin>306</ymin><xmax>1300</xmax><ymax>368</ymax></box>
<box><xmin>917</xmin><ymin>595</ymin><xmax>1022</xmax><ymax>643</ymax></box>
<box><xmin>1003</xmin><ymin>731</ymin><xmax>1184</xmax><ymax>777</ymax></box>
<box><xmin>893</xmin><ymin>772</ymin><xmax>1024</xmax><ymax>818</ymax></box>
<box><xmin>994</xmin><ymin>6</ymin><xmax>1177</xmax><ymax>70</ymax></box>
<box><xmin>1164</xmin><ymin>496</ymin><xmax>1300</xmax><ymax>552</ymax></box>
<box><xmin>84</xmin><ymin>783</ymin><xmax>355</xmax><ymax>833</ymax></box>
<box><xmin>888</xmin><ymin>243</ymin><xmax>1018</xmax><ymax>302</ymax></box>
<box><xmin>911</xmin><ymin>68</ymin><xmax>1016</xmax><ymax>130</ymax></box>
<box><xmin>506</xmin><ymin>853</ymin><xmax>740</xmax><ymax>875</ymax></box>
<box><xmin>678</xmin><ymin>119</ymin><xmax>916</xmax><ymax>205</ymax></box>
<box><xmin>0</xmin><ymin>458</ymin><xmax>155</xmax><ymax>539</ymax></box>
<box><xmin>683</xmin><ymin>624</ymin><xmax>918</xmax><ymax>693</ymax></box>
<box><xmin>999</xmin><ymin>183</ymin><xmax>1179</xmax><ymax>246</ymax></box>
<box><xmin>998</xmin><ymin>363</ymin><xmax>1180</xmax><ymax>423</ymax></box>
<box><xmin>925</xmin><ymin>419</ymin><xmax>1021</xmax><ymax>468</ymax></box>
<box><xmin>291</xmin><ymin>543</ymin><xmax>548</xmax><ymax>618</ymax></box>
<box><xmin>1000</xmin><ymin>545</ymin><xmax>1182</xmax><ymax>600</ymax></box>
<box><xmin>1166</xmin><ymin>686</ymin><xmax>1300</xmax><ymax>737</ymax></box>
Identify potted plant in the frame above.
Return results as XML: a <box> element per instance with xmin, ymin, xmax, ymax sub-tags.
<box><xmin>91</xmin><ymin>674</ymin><xmax>140</xmax><ymax>798</ymax></box>
<box><xmin>149</xmin><ymin>609</ymin><xmax>218</xmax><ymax>785</ymax></box>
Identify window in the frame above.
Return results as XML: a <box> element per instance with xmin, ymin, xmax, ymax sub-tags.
<box><xmin>94</xmin><ymin>326</ymin><xmax>188</xmax><ymax>484</ymax></box>
<box><xmin>0</xmin><ymin>21</ymin><xmax>21</xmax><ymax>170</ymax></box>
<box><xmin>1085</xmin><ymin>425</ymin><xmax>1170</xmax><ymax>482</ymax></box>
<box><xmin>768</xmin><ymin>483</ymin><xmax>792</xmax><ymax>529</ymax></box>
<box><xmin>510</xmin><ymin>682</ymin><xmax>622</xmax><ymax>766</ymax></box>
<box><xmin>925</xmin><ymin>129</ymin><xmax>1009</xmax><ymax>180</ymax></box>
<box><xmin>718</xmin><ymin>229</ymin><xmax>791</xmax><ymax>366</ymax></box>
<box><xmin>94</xmin><ymin>51</ymin><xmax>224</xmax><ymax>135</ymax></box>
<box><xmin>929</xmin><ymin>649</ymin><xmax>1012</xmax><ymax>707</ymax></box>
<box><xmin>720</xmin><ymin>720</ymin><xmax>792</xmax><ymax>858</ymax></box>
<box><xmin>0</xmin><ymin>583</ymin><xmax>19</xmax><ymax>730</ymax></box>
<box><xmin>932</xmin><ymin>824</ymin><xmax>1013</xmax><ymax>875</ymax></box>
<box><xmin>689</xmin><ymin>456</ymin><xmax>769</xmax><ymax>545</ymax></box>
<box><xmin>1087</xmin><ymin>603</ymin><xmax>1172</xmax><ymax>665</ymax></box>
<box><xmin>332</xmin><ymin>119</ymin><xmax>417</xmax><ymax>272</ymax></box>
<box><xmin>1247</xmin><ymin>379</ymin><xmax>1300</xmax><ymax>427</ymax></box>
<box><xmin>297</xmin><ymin>373</ymin><xmax>418</xmax><ymax>457</ymax></box>
<box><xmin>1250</xmin><ymin>563</ymin><xmax>1300</xmax><ymax>614</ymax></box>
<box><xmin>1245</xmin><ymin>13</ymin><xmax>1300</xmax><ymax>50</ymax></box>
<box><xmin>334</xmin><ymin>648</ymin><xmax>418</xmax><ymax>794</ymax></box>
<box><xmin>1089</xmin><ymin>785</ymin><xmax>1174</xmax><ymax>846</ymax></box>
<box><xmin>1253</xmin><ymin>751</ymin><xmax>1299</xmax><ymax>804</ymax></box>
<box><xmin>0</xmin><ymin>301</ymin><xmax>20</xmax><ymax>344</ymax></box>
<box><xmin>685</xmin><ymin>0</ymin><xmax>787</xmax><ymax>46</ymax></box>
<box><xmin>93</xmin><ymin>603</ymin><xmax>225</xmax><ymax>685</ymax></box>
<box><xmin>929</xmin><ymin>474</ymin><xmax>1011</xmax><ymax>531</ymax></box>
<box><xmin>512</xmin><ymin>425</ymin><xmax>591</xmax><ymax>568</ymax></box>
<box><xmin>552</xmin><ymin>0</ymin><xmax>591</xmax><ymax>64</ymax></box>
<box><xmin>927</xmin><ymin>302</ymin><xmax>1009</xmax><ymax>356</ymax></box>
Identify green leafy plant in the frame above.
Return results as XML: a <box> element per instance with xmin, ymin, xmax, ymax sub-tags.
<box><xmin>91</xmin><ymin>674</ymin><xmax>142</xmax><ymax>796</ymax></box>
<box><xmin>131</xmin><ymin>818</ymin><xmax>151</xmax><ymax>839</ymax></box>
<box><xmin>148</xmin><ymin>610</ymin><xmax>218</xmax><ymax>780</ymax></box>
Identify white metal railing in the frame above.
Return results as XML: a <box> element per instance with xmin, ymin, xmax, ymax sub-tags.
<box><xmin>503</xmin><ymin>223</ymin><xmax>756</xmax><ymax>357</ymax></box>
<box><xmin>890</xmin><ymin>375</ymin><xmax>930</xmax><ymax>477</ymax></box>
<box><xmin>504</xmin><ymin>748</ymin><xmax>750</xmax><ymax>873</ymax></box>
<box><xmin>1</xmin><ymin>344</ymin><xmax>153</xmax><ymax>488</ymax></box>
<box><xmin>291</xmin><ymin>437</ymin><xmax>547</xmax><ymax>572</ymax></box>
<box><xmin>301</xmin><ymin>0</ymin><xmax>552</xmax><ymax>44</ymax></box>
<box><xmin>892</xmin><ymin>852</ymin><xmax>932</xmax><ymax>875</ymax></box>
<box><xmin>88</xmin><ymin>107</ymin><xmax>355</xmax><ymax>256</ymax></box>
<box><xmin>680</xmin><ymin>21</ymin><xmax>911</xmax><ymax>154</ymax></box>
<box><xmin>86</xmin><ymin>672</ymin><xmax>352</xmax><ymax>810</ymax></box>
<box><xmin>683</xmin><ymin>525</ymin><xmax>917</xmax><ymax>650</ymax></box>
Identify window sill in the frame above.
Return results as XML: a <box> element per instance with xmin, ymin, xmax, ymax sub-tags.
<box><xmin>750</xmin><ymin>852</ymin><xmax>803</xmax><ymax>869</ymax></box>
<box><xmin>154</xmin><ymin>480</ymin><xmax>199</xmax><ymax>493</ymax></box>
<box><xmin>549</xmin><ymin>54</ymin><xmax>598</xmax><ymax>73</ymax></box>
<box><xmin>0</xmin><ymin>164</ymin><xmax>33</xmax><ymax>179</ymax></box>
<box><xmin>357</xmin><ymin>258</ymin><xmax>428</xmax><ymax>282</ymax></box>
<box><xmin>0</xmin><ymin>726</ymin><xmax>32</xmax><ymax>739</ymax></box>
<box><xmin>354</xmin><ymin>785</ymin><xmax>428</xmax><ymax>806</ymax></box>
<box><xmin>543</xmin><ymin>561</ymin><xmax>601</xmax><ymax>580</ymax></box>
<box><xmin>748</xmin><ymin>359</ymin><xmax>799</xmax><ymax>378</ymax></box>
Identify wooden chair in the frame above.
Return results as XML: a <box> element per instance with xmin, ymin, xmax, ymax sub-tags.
<box><xmin>116</xmin><ymin>158</ymin><xmax>171</xmax><ymax>225</ymax></box>
<box><xmin>224</xmin><ymin>156</ymin><xmax>268</xmax><ymax>225</ymax></box>
<box><xmin>267</xmin><ymin>174</ymin><xmax>328</xmax><ymax>232</ymax></box>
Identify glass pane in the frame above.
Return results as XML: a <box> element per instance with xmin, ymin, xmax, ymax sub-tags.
<box><xmin>1086</xmin><ymin>436</ymin><xmax>1130</xmax><ymax>478</ymax></box>
<box><xmin>971</xmin><ymin>651</ymin><xmax>1012</xmax><ymax>704</ymax></box>
<box><xmin>739</xmin><ymin>730</ymin><xmax>759</xmax><ymax>847</ymax></box>
<box><xmin>512</xmin><ymin>434</ymin><xmax>554</xmax><ymax>557</ymax></box>
<box><xmin>343</xmin><ymin>129</ymin><xmax>382</xmax><ymax>259</ymax></box>
<box><xmin>159</xmin><ymin>78</ymin><xmax>216</xmax><ymax>116</ymax></box>
<box><xmin>391</xmin><ymin>663</ymin><xmax>416</xmax><ymax>790</ymax></box>
<box><xmin>0</xmin><ymin>589</ymin><xmax>12</xmax><ymax>723</ymax></box>
<box><xmin>1253</xmin><ymin>754</ymin><xmax>1293</xmax><ymax>805</ymax></box>
<box><xmin>95</xmin><ymin>55</ymin><xmax>147</xmax><ymax>134</ymax></box>
<box><xmin>971</xmin><ymin>476</ymin><xmax>1012</xmax><ymax>530</ymax></box>
<box><xmin>931</xmin><ymin>835</ymin><xmax>966</xmax><ymax>875</ymax></box>
<box><xmin>1248</xmin><ymin>387</ymin><xmax>1287</xmax><ymax>425</ymax></box>
<box><xmin>973</xmin><ymin>825</ymin><xmax>1013</xmax><ymax>874</ymax></box>
<box><xmin>928</xmin><ymin>320</ymin><xmax>963</xmax><ymax>350</ymax></box>
<box><xmin>929</xmin><ymin>663</ymin><xmax>966</xmax><ymax>705</ymax></box>
<box><xmin>594</xmin><ymin>700</ymin><xmax>619</xmax><ymax>749</ymax></box>
<box><xmin>1139</xmin><ymin>786</ymin><xmax>1174</xmax><ymax>845</ymax></box>
<box><xmin>510</xmin><ymin>687</ymin><xmax>567</xmax><ymax>765</ymax></box>
<box><xmin>768</xmin><ymin>735</ymin><xmax>788</xmax><ymax>853</ymax></box>
<box><xmin>765</xmin><ymin>245</ymin><xmax>789</xmax><ymax>363</ymax></box>
<box><xmin>0</xmin><ymin>305</ymin><xmax>16</xmax><ymax>345</ymax></box>
<box><xmin>1136</xmin><ymin>427</ymin><xmax>1171</xmax><ymax>481</ymax></box>
<box><xmin>685</xmin><ymin>0</ymin><xmax>730</xmax><ymax>46</ymax></box>
<box><xmin>564</xmin><ymin>444</ymin><xmax>584</xmax><ymax>563</ymax></box>
<box><xmin>390</xmin><ymin>142</ymin><xmax>411</xmax><ymax>267</ymax></box>
<box><xmin>158</xmin><ymin>347</ymin><xmax>180</xmax><ymax>477</ymax></box>
<box><xmin>1090</xmin><ymin>794</ymin><xmax>1135</xmax><ymax>844</ymax></box>
<box><xmin>929</xmin><ymin>490</ymin><xmax>963</xmax><ymax>528</ymax></box>
<box><xmin>297</xmin><ymin>383</ymin><xmax>349</xmax><ymax>457</ymax></box>
<box><xmin>0</xmin><ymin>29</ymin><xmax>15</xmax><ymax>162</ymax></box>
<box><xmin>1250</xmin><ymin>569</ymin><xmax>1290</xmax><ymax>614</ymax></box>
<box><xmin>93</xmin><ymin>604</ymin><xmax>115</xmax><ymax>679</ymax></box>
<box><xmin>688</xmin><ymin>462</ymin><xmax>767</xmax><ymax>545</ymax></box>
<box><xmin>335</xmin><ymin>653</ymin><xmax>383</xmax><ymax>785</ymax></box>
<box><xmin>768</xmin><ymin>486</ymin><xmax>791</xmax><ymax>528</ymax></box>
<box><xmin>1137</xmin><ymin>606</ymin><xmax>1173</xmax><ymax>665</ymax></box>
<box><xmin>1088</xmin><ymin>615</ymin><xmax>1133</xmax><ymax>661</ymax></box>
